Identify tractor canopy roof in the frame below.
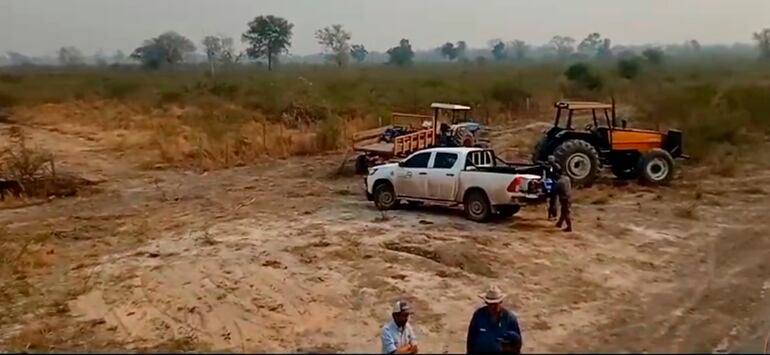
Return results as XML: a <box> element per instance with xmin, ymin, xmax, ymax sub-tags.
<box><xmin>555</xmin><ymin>100</ymin><xmax>613</xmax><ymax>110</ymax></box>
<box><xmin>431</xmin><ymin>102</ymin><xmax>471</xmax><ymax>110</ymax></box>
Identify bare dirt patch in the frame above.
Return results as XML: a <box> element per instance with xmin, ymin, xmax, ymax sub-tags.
<box><xmin>2</xmin><ymin>106</ymin><xmax>770</xmax><ymax>353</ymax></box>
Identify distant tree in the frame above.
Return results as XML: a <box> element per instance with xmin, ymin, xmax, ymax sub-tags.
<box><xmin>617</xmin><ymin>56</ymin><xmax>642</xmax><ymax>79</ymax></box>
<box><xmin>131</xmin><ymin>31</ymin><xmax>196</xmax><ymax>69</ymax></box>
<box><xmin>94</xmin><ymin>49</ymin><xmax>108</xmax><ymax>66</ymax></box>
<box><xmin>58</xmin><ymin>46</ymin><xmax>84</xmax><ymax>66</ymax></box>
<box><xmin>202</xmin><ymin>34</ymin><xmax>236</xmax><ymax>75</ymax></box>
<box><xmin>753</xmin><ymin>28</ymin><xmax>770</xmax><ymax>59</ymax></box>
<box><xmin>455</xmin><ymin>41</ymin><xmax>468</xmax><ymax>59</ymax></box>
<box><xmin>596</xmin><ymin>38</ymin><xmax>613</xmax><ymax>59</ymax></box>
<box><xmin>642</xmin><ymin>47</ymin><xmax>665</xmax><ymax>65</ymax></box>
<box><xmin>6</xmin><ymin>51</ymin><xmax>31</xmax><ymax>66</ymax></box>
<box><xmin>113</xmin><ymin>50</ymin><xmax>126</xmax><ymax>64</ymax></box>
<box><xmin>242</xmin><ymin>15</ymin><xmax>294</xmax><ymax>71</ymax></box>
<box><xmin>488</xmin><ymin>39</ymin><xmax>507</xmax><ymax>60</ymax></box>
<box><xmin>386</xmin><ymin>38</ymin><xmax>415</xmax><ymax>66</ymax></box>
<box><xmin>565</xmin><ymin>62</ymin><xmax>603</xmax><ymax>91</ymax></box>
<box><xmin>350</xmin><ymin>44</ymin><xmax>368</xmax><ymax>63</ymax></box>
<box><xmin>685</xmin><ymin>39</ymin><xmax>702</xmax><ymax>52</ymax></box>
<box><xmin>440</xmin><ymin>42</ymin><xmax>456</xmax><ymax>61</ymax></box>
<box><xmin>550</xmin><ymin>35</ymin><xmax>576</xmax><ymax>58</ymax></box>
<box><xmin>509</xmin><ymin>40</ymin><xmax>529</xmax><ymax>61</ymax></box>
<box><xmin>577</xmin><ymin>32</ymin><xmax>602</xmax><ymax>55</ymax></box>
<box><xmin>440</xmin><ymin>41</ymin><xmax>467</xmax><ymax>61</ymax></box>
<box><xmin>315</xmin><ymin>24</ymin><xmax>352</xmax><ymax>67</ymax></box>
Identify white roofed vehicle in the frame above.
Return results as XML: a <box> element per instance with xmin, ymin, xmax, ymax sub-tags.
<box><xmin>364</xmin><ymin>147</ymin><xmax>546</xmax><ymax>222</ymax></box>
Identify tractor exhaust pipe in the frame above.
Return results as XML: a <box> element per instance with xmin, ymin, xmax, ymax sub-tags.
<box><xmin>611</xmin><ymin>96</ymin><xmax>617</xmax><ymax>127</ymax></box>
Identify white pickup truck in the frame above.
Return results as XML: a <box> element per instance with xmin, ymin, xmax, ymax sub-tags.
<box><xmin>365</xmin><ymin>147</ymin><xmax>547</xmax><ymax>222</ymax></box>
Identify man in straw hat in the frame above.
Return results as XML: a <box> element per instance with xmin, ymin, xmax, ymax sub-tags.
<box><xmin>381</xmin><ymin>300</ymin><xmax>418</xmax><ymax>354</ymax></box>
<box><xmin>466</xmin><ymin>285</ymin><xmax>522</xmax><ymax>354</ymax></box>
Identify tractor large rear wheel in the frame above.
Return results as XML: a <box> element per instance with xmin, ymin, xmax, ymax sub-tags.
<box><xmin>553</xmin><ymin>139</ymin><xmax>600</xmax><ymax>187</ymax></box>
<box><xmin>531</xmin><ymin>136</ymin><xmax>548</xmax><ymax>163</ymax></box>
<box><xmin>638</xmin><ymin>148</ymin><xmax>675</xmax><ymax>186</ymax></box>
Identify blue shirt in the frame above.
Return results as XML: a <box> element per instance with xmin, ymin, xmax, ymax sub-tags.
<box><xmin>466</xmin><ymin>306</ymin><xmax>521</xmax><ymax>354</ymax></box>
<box><xmin>380</xmin><ymin>320</ymin><xmax>417</xmax><ymax>354</ymax></box>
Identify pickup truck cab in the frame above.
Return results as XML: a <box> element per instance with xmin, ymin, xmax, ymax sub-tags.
<box><xmin>365</xmin><ymin>147</ymin><xmax>546</xmax><ymax>222</ymax></box>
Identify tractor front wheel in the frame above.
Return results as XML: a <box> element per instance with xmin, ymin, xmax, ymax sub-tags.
<box><xmin>638</xmin><ymin>148</ymin><xmax>675</xmax><ymax>185</ymax></box>
<box><xmin>553</xmin><ymin>139</ymin><xmax>600</xmax><ymax>187</ymax></box>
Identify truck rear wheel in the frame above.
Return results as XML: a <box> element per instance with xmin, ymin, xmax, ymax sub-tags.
<box><xmin>464</xmin><ymin>190</ymin><xmax>492</xmax><ymax>223</ymax></box>
<box><xmin>638</xmin><ymin>148</ymin><xmax>675</xmax><ymax>185</ymax></box>
<box><xmin>553</xmin><ymin>139</ymin><xmax>600</xmax><ymax>187</ymax></box>
<box><xmin>373</xmin><ymin>182</ymin><xmax>398</xmax><ymax>210</ymax></box>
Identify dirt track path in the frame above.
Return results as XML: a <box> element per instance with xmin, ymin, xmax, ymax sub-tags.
<box><xmin>2</xmin><ymin>120</ymin><xmax>770</xmax><ymax>353</ymax></box>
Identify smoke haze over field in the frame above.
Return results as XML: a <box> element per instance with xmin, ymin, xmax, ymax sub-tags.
<box><xmin>1</xmin><ymin>0</ymin><xmax>769</xmax><ymax>56</ymax></box>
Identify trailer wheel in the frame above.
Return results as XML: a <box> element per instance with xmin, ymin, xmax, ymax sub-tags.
<box><xmin>638</xmin><ymin>148</ymin><xmax>675</xmax><ymax>186</ymax></box>
<box><xmin>355</xmin><ymin>154</ymin><xmax>369</xmax><ymax>175</ymax></box>
<box><xmin>464</xmin><ymin>189</ymin><xmax>492</xmax><ymax>222</ymax></box>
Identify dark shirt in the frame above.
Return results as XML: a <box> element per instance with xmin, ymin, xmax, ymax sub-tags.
<box><xmin>466</xmin><ymin>306</ymin><xmax>522</xmax><ymax>354</ymax></box>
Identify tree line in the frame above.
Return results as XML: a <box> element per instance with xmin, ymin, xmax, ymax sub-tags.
<box><xmin>3</xmin><ymin>15</ymin><xmax>770</xmax><ymax>69</ymax></box>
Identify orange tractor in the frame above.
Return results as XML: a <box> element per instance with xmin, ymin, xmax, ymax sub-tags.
<box><xmin>531</xmin><ymin>100</ymin><xmax>687</xmax><ymax>186</ymax></box>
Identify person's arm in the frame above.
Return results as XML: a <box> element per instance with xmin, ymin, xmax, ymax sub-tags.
<box><xmin>466</xmin><ymin>311</ymin><xmax>478</xmax><ymax>354</ymax></box>
<box><xmin>381</xmin><ymin>327</ymin><xmax>398</xmax><ymax>354</ymax></box>
<box><xmin>506</xmin><ymin>312</ymin><xmax>523</xmax><ymax>351</ymax></box>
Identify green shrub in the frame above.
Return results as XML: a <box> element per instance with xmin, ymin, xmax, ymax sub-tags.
<box><xmin>489</xmin><ymin>81</ymin><xmax>531</xmax><ymax>111</ymax></box>
<box><xmin>315</xmin><ymin>114</ymin><xmax>341</xmax><ymax>150</ymax></box>
<box><xmin>617</xmin><ymin>57</ymin><xmax>642</xmax><ymax>79</ymax></box>
<box><xmin>564</xmin><ymin>62</ymin><xmax>603</xmax><ymax>91</ymax></box>
<box><xmin>158</xmin><ymin>89</ymin><xmax>185</xmax><ymax>105</ymax></box>
<box><xmin>101</xmin><ymin>79</ymin><xmax>141</xmax><ymax>99</ymax></box>
<box><xmin>0</xmin><ymin>90</ymin><xmax>19</xmax><ymax>107</ymax></box>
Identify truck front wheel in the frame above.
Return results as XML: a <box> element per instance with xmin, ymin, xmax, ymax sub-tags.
<box><xmin>464</xmin><ymin>190</ymin><xmax>492</xmax><ymax>222</ymax></box>
<box><xmin>373</xmin><ymin>182</ymin><xmax>398</xmax><ymax>210</ymax></box>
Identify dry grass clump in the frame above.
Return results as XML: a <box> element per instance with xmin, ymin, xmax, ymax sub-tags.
<box><xmin>0</xmin><ymin>127</ymin><xmax>89</xmax><ymax>200</ymax></box>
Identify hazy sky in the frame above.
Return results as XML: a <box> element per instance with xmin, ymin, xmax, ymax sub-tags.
<box><xmin>1</xmin><ymin>0</ymin><xmax>769</xmax><ymax>56</ymax></box>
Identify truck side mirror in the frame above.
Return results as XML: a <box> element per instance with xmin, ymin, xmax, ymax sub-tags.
<box><xmin>621</xmin><ymin>119</ymin><xmax>627</xmax><ymax>128</ymax></box>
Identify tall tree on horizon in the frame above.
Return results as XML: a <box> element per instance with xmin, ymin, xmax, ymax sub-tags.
<box><xmin>315</xmin><ymin>24</ymin><xmax>352</xmax><ymax>68</ymax></box>
<box><xmin>242</xmin><ymin>15</ymin><xmax>294</xmax><ymax>71</ymax></box>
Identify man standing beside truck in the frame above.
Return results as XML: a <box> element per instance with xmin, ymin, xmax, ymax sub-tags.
<box><xmin>551</xmin><ymin>166</ymin><xmax>573</xmax><ymax>232</ymax></box>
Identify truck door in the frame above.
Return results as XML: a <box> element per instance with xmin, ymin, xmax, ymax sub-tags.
<box><xmin>395</xmin><ymin>151</ymin><xmax>432</xmax><ymax>198</ymax></box>
<box><xmin>427</xmin><ymin>152</ymin><xmax>460</xmax><ymax>201</ymax></box>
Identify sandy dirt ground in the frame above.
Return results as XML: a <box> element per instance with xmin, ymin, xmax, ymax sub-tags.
<box><xmin>2</xmin><ymin>110</ymin><xmax>770</xmax><ymax>353</ymax></box>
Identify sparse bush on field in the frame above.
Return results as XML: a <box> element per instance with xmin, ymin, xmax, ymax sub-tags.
<box><xmin>315</xmin><ymin>114</ymin><xmax>342</xmax><ymax>150</ymax></box>
<box><xmin>0</xmin><ymin>90</ymin><xmax>19</xmax><ymax>107</ymax></box>
<box><xmin>0</xmin><ymin>127</ymin><xmax>54</xmax><ymax>182</ymax></box>
<box><xmin>101</xmin><ymin>79</ymin><xmax>141</xmax><ymax>99</ymax></box>
<box><xmin>617</xmin><ymin>56</ymin><xmax>642</xmax><ymax>79</ymax></box>
<box><xmin>564</xmin><ymin>62</ymin><xmax>604</xmax><ymax>92</ymax></box>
